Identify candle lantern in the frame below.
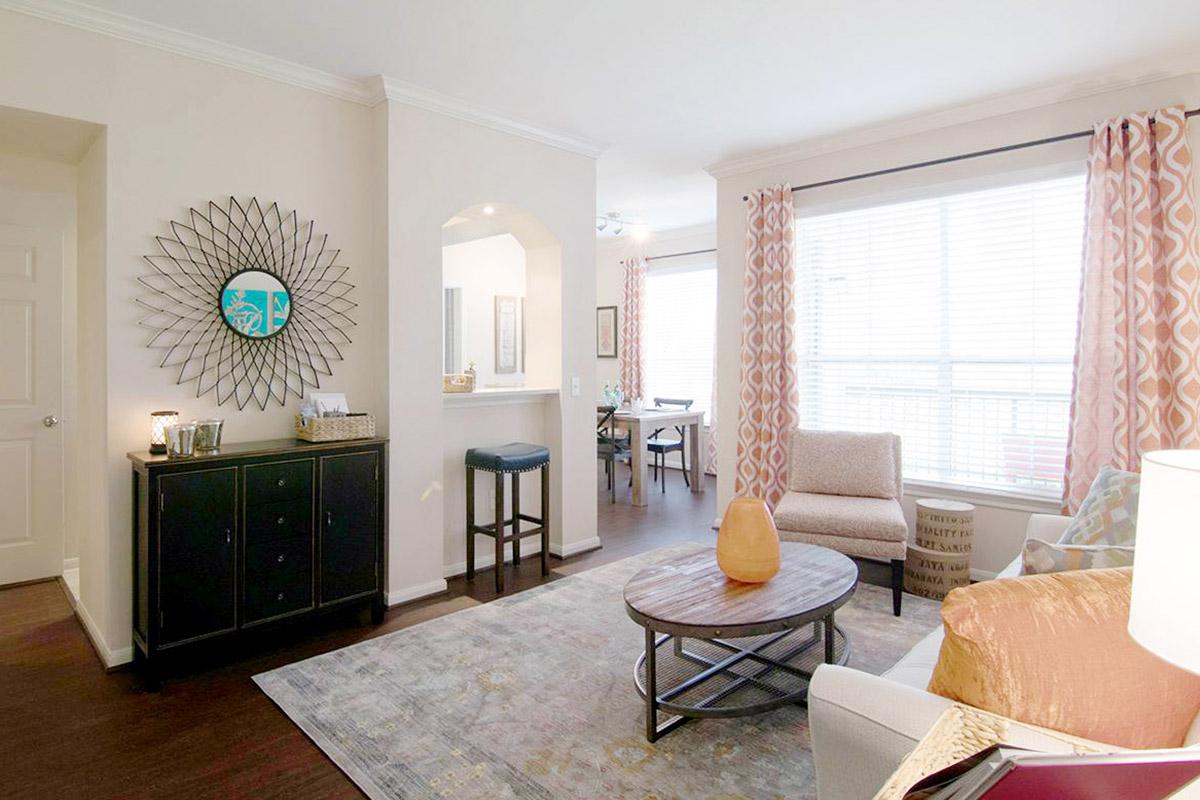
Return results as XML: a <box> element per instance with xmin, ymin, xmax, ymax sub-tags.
<box><xmin>149</xmin><ymin>410</ymin><xmax>179</xmax><ymax>454</ymax></box>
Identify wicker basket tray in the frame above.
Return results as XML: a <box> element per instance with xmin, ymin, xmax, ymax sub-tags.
<box><xmin>294</xmin><ymin>413</ymin><xmax>375</xmax><ymax>443</ymax></box>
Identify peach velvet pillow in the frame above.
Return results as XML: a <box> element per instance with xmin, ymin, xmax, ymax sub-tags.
<box><xmin>927</xmin><ymin>567</ymin><xmax>1200</xmax><ymax>749</ymax></box>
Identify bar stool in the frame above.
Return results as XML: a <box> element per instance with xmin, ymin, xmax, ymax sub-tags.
<box><xmin>465</xmin><ymin>442</ymin><xmax>551</xmax><ymax>593</ymax></box>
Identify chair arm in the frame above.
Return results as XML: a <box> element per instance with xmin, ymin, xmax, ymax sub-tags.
<box><xmin>809</xmin><ymin>664</ymin><xmax>955</xmax><ymax>800</ymax></box>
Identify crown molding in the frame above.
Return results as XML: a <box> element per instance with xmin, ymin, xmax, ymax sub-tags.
<box><xmin>706</xmin><ymin>55</ymin><xmax>1200</xmax><ymax>179</ymax></box>
<box><xmin>0</xmin><ymin>0</ymin><xmax>373</xmax><ymax>104</ymax></box>
<box><xmin>0</xmin><ymin>0</ymin><xmax>607</xmax><ymax>158</ymax></box>
<box><xmin>372</xmin><ymin>76</ymin><xmax>606</xmax><ymax>158</ymax></box>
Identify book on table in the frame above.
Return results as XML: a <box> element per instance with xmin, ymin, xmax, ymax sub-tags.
<box><xmin>902</xmin><ymin>745</ymin><xmax>1200</xmax><ymax>800</ymax></box>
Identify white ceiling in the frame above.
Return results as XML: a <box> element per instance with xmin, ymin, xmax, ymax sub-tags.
<box><xmin>60</xmin><ymin>0</ymin><xmax>1200</xmax><ymax>231</ymax></box>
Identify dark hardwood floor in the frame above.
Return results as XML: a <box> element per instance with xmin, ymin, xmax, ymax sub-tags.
<box><xmin>0</xmin><ymin>469</ymin><xmax>717</xmax><ymax>799</ymax></box>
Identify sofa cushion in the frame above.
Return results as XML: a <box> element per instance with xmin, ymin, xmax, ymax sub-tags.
<box><xmin>774</xmin><ymin>491</ymin><xmax>907</xmax><ymax>543</ymax></box>
<box><xmin>788</xmin><ymin>429</ymin><xmax>899</xmax><ymax>499</ymax></box>
<box><xmin>884</xmin><ymin>627</ymin><xmax>945</xmax><ymax>690</ymax></box>
<box><xmin>1060</xmin><ymin>466</ymin><xmax>1140</xmax><ymax>546</ymax></box>
<box><xmin>927</xmin><ymin>568</ymin><xmax>1200</xmax><ymax>749</ymax></box>
<box><xmin>1021</xmin><ymin>537</ymin><xmax>1135</xmax><ymax>575</ymax></box>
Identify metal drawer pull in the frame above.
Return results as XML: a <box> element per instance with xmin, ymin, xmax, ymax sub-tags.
<box><xmin>277</xmin><ymin>478</ymin><xmax>286</xmax><ymax>487</ymax></box>
<box><xmin>276</xmin><ymin>553</ymin><xmax>286</xmax><ymax>563</ymax></box>
<box><xmin>276</xmin><ymin>592</ymin><xmax>285</xmax><ymax>601</ymax></box>
<box><xmin>277</xmin><ymin>516</ymin><xmax>286</xmax><ymax>525</ymax></box>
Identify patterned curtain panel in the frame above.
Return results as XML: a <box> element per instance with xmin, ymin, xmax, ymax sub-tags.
<box><xmin>618</xmin><ymin>255</ymin><xmax>647</xmax><ymax>399</ymax></box>
<box><xmin>734</xmin><ymin>184</ymin><xmax>799</xmax><ymax>508</ymax></box>
<box><xmin>1063</xmin><ymin>105</ymin><xmax>1200</xmax><ymax>512</ymax></box>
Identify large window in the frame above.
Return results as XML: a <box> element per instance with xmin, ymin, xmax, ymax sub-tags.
<box><xmin>644</xmin><ymin>264</ymin><xmax>717</xmax><ymax>423</ymax></box>
<box><xmin>794</xmin><ymin>173</ymin><xmax>1086</xmax><ymax>497</ymax></box>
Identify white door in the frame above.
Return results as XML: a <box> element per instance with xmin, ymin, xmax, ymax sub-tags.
<box><xmin>0</xmin><ymin>212</ymin><xmax>64</xmax><ymax>586</ymax></box>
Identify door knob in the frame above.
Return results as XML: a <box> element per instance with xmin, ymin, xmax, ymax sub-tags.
<box><xmin>43</xmin><ymin>415</ymin><xmax>59</xmax><ymax>428</ymax></box>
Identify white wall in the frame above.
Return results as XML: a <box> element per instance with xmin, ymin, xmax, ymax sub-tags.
<box><xmin>711</xmin><ymin>71</ymin><xmax>1200</xmax><ymax>576</ymax></box>
<box><xmin>381</xmin><ymin>99</ymin><xmax>598</xmax><ymax>606</ymax></box>
<box><xmin>0</xmin><ymin>9</ymin><xmax>386</xmax><ymax>664</ymax></box>
<box><xmin>442</xmin><ymin>233</ymin><xmax>526</xmax><ymax>387</ymax></box>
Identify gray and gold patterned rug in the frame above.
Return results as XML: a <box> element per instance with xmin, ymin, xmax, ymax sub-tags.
<box><xmin>254</xmin><ymin>544</ymin><xmax>942</xmax><ymax>799</ymax></box>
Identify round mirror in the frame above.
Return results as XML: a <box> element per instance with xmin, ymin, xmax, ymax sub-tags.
<box><xmin>220</xmin><ymin>270</ymin><xmax>291</xmax><ymax>338</ymax></box>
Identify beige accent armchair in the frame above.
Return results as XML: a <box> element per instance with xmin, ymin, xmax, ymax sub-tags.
<box><xmin>773</xmin><ymin>429</ymin><xmax>907</xmax><ymax>615</ymax></box>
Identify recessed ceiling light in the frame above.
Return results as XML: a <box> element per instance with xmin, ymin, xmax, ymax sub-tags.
<box><xmin>482</xmin><ymin>205</ymin><xmax>495</xmax><ymax>215</ymax></box>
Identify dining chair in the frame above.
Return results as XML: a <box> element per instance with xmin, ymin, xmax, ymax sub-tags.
<box><xmin>646</xmin><ymin>397</ymin><xmax>693</xmax><ymax>494</ymax></box>
<box><xmin>597</xmin><ymin>404</ymin><xmax>630</xmax><ymax>503</ymax></box>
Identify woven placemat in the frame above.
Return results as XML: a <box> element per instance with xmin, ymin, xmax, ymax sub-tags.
<box><xmin>873</xmin><ymin>703</ymin><xmax>1106</xmax><ymax>800</ymax></box>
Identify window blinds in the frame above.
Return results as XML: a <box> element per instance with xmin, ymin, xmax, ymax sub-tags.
<box><xmin>644</xmin><ymin>265</ymin><xmax>717</xmax><ymax>423</ymax></box>
<box><xmin>794</xmin><ymin>173</ymin><xmax>1086</xmax><ymax>497</ymax></box>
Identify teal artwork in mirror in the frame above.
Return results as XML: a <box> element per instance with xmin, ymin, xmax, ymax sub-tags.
<box><xmin>221</xmin><ymin>270</ymin><xmax>291</xmax><ymax>338</ymax></box>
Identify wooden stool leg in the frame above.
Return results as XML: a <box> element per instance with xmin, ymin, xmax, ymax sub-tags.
<box><xmin>494</xmin><ymin>471</ymin><xmax>505</xmax><ymax>593</ymax></box>
<box><xmin>465</xmin><ymin>466</ymin><xmax>475</xmax><ymax>581</ymax></box>
<box><xmin>540</xmin><ymin>463</ymin><xmax>550</xmax><ymax>576</ymax></box>
<box><xmin>511</xmin><ymin>472</ymin><xmax>521</xmax><ymax>565</ymax></box>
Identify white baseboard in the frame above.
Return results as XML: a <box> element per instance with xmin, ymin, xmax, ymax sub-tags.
<box><xmin>60</xmin><ymin>566</ymin><xmax>80</xmax><ymax>608</ymax></box>
<box><xmin>74</xmin><ymin>600</ymin><xmax>133</xmax><ymax>668</ymax></box>
<box><xmin>550</xmin><ymin>536</ymin><xmax>602</xmax><ymax>558</ymax></box>
<box><xmin>385</xmin><ymin>579</ymin><xmax>448</xmax><ymax>608</ymax></box>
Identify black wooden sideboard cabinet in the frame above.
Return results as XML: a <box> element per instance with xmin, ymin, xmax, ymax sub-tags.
<box><xmin>128</xmin><ymin>438</ymin><xmax>387</xmax><ymax>677</ymax></box>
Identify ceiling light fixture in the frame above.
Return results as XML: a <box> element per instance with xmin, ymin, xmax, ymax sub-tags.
<box><xmin>631</xmin><ymin>224</ymin><xmax>650</xmax><ymax>242</ymax></box>
<box><xmin>597</xmin><ymin>211</ymin><xmax>648</xmax><ymax>237</ymax></box>
<box><xmin>482</xmin><ymin>205</ymin><xmax>495</xmax><ymax>215</ymax></box>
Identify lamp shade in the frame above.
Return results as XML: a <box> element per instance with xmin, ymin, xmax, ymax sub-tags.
<box><xmin>1128</xmin><ymin>450</ymin><xmax>1200</xmax><ymax>675</ymax></box>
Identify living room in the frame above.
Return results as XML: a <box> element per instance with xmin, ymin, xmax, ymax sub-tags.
<box><xmin>1</xmin><ymin>2</ymin><xmax>1199</xmax><ymax>798</ymax></box>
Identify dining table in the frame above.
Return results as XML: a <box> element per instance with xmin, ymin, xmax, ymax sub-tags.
<box><xmin>612</xmin><ymin>407</ymin><xmax>706</xmax><ymax>507</ymax></box>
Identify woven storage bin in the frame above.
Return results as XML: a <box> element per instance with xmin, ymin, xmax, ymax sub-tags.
<box><xmin>904</xmin><ymin>542</ymin><xmax>970</xmax><ymax>601</ymax></box>
<box><xmin>915</xmin><ymin>498</ymin><xmax>975</xmax><ymax>554</ymax></box>
<box><xmin>294</xmin><ymin>414</ymin><xmax>375</xmax><ymax>443</ymax></box>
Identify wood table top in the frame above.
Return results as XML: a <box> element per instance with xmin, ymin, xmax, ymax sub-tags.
<box><xmin>623</xmin><ymin>543</ymin><xmax>858</xmax><ymax>634</ymax></box>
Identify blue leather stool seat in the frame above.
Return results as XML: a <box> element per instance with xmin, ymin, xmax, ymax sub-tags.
<box><xmin>465</xmin><ymin>442</ymin><xmax>550</xmax><ymax>473</ymax></box>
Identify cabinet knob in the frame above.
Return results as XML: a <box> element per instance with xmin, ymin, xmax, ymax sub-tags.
<box><xmin>276</xmin><ymin>592</ymin><xmax>285</xmax><ymax>601</ymax></box>
<box><xmin>326</xmin><ymin>510</ymin><xmax>333</xmax><ymax>528</ymax></box>
<box><xmin>277</xmin><ymin>478</ymin><xmax>286</xmax><ymax>487</ymax></box>
<box><xmin>277</xmin><ymin>516</ymin><xmax>286</xmax><ymax>525</ymax></box>
<box><xmin>225</xmin><ymin>528</ymin><xmax>231</xmax><ymax>544</ymax></box>
<box><xmin>276</xmin><ymin>553</ymin><xmax>286</xmax><ymax>563</ymax></box>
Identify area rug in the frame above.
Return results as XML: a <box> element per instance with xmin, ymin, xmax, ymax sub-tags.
<box><xmin>254</xmin><ymin>544</ymin><xmax>942</xmax><ymax>799</ymax></box>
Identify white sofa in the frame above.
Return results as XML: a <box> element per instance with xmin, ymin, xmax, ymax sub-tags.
<box><xmin>807</xmin><ymin>513</ymin><xmax>1078</xmax><ymax>799</ymax></box>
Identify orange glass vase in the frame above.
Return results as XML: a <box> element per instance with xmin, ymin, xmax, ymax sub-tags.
<box><xmin>717</xmin><ymin>497</ymin><xmax>781</xmax><ymax>583</ymax></box>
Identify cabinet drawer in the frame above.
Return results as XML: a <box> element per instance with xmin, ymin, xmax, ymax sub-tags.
<box><xmin>244</xmin><ymin>459</ymin><xmax>313</xmax><ymax>505</ymax></box>
<box><xmin>244</xmin><ymin>539</ymin><xmax>313</xmax><ymax>622</ymax></box>
<box><xmin>245</xmin><ymin>498</ymin><xmax>312</xmax><ymax>544</ymax></box>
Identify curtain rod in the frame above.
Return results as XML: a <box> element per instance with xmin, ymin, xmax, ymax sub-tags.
<box><xmin>620</xmin><ymin>247</ymin><xmax>716</xmax><ymax>265</ymax></box>
<box><xmin>741</xmin><ymin>107</ymin><xmax>1200</xmax><ymax>201</ymax></box>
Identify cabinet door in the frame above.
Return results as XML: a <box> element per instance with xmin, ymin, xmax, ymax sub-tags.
<box><xmin>319</xmin><ymin>452</ymin><xmax>379</xmax><ymax>604</ymax></box>
<box><xmin>158</xmin><ymin>467</ymin><xmax>237</xmax><ymax>645</ymax></box>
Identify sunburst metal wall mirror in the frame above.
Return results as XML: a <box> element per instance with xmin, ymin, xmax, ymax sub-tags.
<box><xmin>138</xmin><ymin>197</ymin><xmax>356</xmax><ymax>410</ymax></box>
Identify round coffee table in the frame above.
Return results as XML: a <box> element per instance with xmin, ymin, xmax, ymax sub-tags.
<box><xmin>623</xmin><ymin>542</ymin><xmax>858</xmax><ymax>741</ymax></box>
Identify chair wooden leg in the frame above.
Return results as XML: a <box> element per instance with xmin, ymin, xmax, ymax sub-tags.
<box><xmin>494</xmin><ymin>471</ymin><xmax>505</xmax><ymax>593</ymax></box>
<box><xmin>511</xmin><ymin>472</ymin><xmax>521</xmax><ymax>566</ymax></box>
<box><xmin>465</xmin><ymin>466</ymin><xmax>475</xmax><ymax>581</ymax></box>
<box><xmin>540</xmin><ymin>463</ymin><xmax>550</xmax><ymax>577</ymax></box>
<box><xmin>891</xmin><ymin>559</ymin><xmax>903</xmax><ymax>616</ymax></box>
<box><xmin>660</xmin><ymin>451</ymin><xmax>666</xmax><ymax>494</ymax></box>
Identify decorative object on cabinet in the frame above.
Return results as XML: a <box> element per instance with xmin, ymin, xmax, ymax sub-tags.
<box><xmin>494</xmin><ymin>295</ymin><xmax>522</xmax><ymax>374</ymax></box>
<box><xmin>149</xmin><ymin>410</ymin><xmax>178</xmax><ymax>454</ymax></box>
<box><xmin>597</xmin><ymin>305</ymin><xmax>618</xmax><ymax>358</ymax></box>
<box><xmin>137</xmin><ymin>197</ymin><xmax>356</xmax><ymax>410</ymax></box>
<box><xmin>294</xmin><ymin>413</ymin><xmax>376</xmax><ymax>442</ymax></box>
<box><xmin>129</xmin><ymin>437</ymin><xmax>387</xmax><ymax>681</ymax></box>
<box><xmin>192</xmin><ymin>418</ymin><xmax>224</xmax><ymax>452</ymax></box>
<box><xmin>442</xmin><ymin>373</ymin><xmax>476</xmax><ymax>393</ymax></box>
<box><xmin>165</xmin><ymin>422</ymin><xmax>197</xmax><ymax>458</ymax></box>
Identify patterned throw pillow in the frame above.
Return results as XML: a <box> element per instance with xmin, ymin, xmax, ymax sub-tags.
<box><xmin>1022</xmin><ymin>538</ymin><xmax>1135</xmax><ymax>575</ymax></box>
<box><xmin>1059</xmin><ymin>466</ymin><xmax>1140</xmax><ymax>546</ymax></box>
